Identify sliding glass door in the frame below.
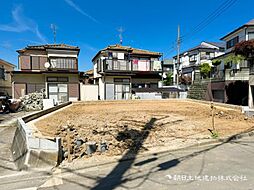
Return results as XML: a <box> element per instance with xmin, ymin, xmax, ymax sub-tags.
<box><xmin>48</xmin><ymin>83</ymin><xmax>68</xmax><ymax>103</ymax></box>
<box><xmin>114</xmin><ymin>78</ymin><xmax>130</xmax><ymax>100</ymax></box>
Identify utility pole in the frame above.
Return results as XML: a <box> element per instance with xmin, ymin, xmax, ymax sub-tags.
<box><xmin>176</xmin><ymin>25</ymin><xmax>181</xmax><ymax>98</ymax></box>
<box><xmin>51</xmin><ymin>24</ymin><xmax>57</xmax><ymax>44</ymax></box>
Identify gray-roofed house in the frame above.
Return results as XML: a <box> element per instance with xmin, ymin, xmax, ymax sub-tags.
<box><xmin>186</xmin><ymin>19</ymin><xmax>254</xmax><ymax>106</ymax></box>
<box><xmin>210</xmin><ymin>18</ymin><xmax>254</xmax><ymax>106</ymax></box>
<box><xmin>172</xmin><ymin>41</ymin><xmax>225</xmax><ymax>83</ymax></box>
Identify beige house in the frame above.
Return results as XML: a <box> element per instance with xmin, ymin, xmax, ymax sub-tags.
<box><xmin>92</xmin><ymin>44</ymin><xmax>163</xmax><ymax>100</ymax></box>
<box><xmin>0</xmin><ymin>58</ymin><xmax>15</xmax><ymax>96</ymax></box>
<box><xmin>12</xmin><ymin>44</ymin><xmax>80</xmax><ymax>103</ymax></box>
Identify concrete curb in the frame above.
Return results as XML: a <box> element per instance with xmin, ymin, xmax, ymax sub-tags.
<box><xmin>11</xmin><ymin>102</ymin><xmax>71</xmax><ymax>170</ymax></box>
<box><xmin>22</xmin><ymin>102</ymin><xmax>72</xmax><ymax>123</ymax></box>
<box><xmin>186</xmin><ymin>98</ymin><xmax>242</xmax><ymax>110</ymax></box>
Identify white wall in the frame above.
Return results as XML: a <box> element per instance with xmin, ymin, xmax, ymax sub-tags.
<box><xmin>47</xmin><ymin>49</ymin><xmax>78</xmax><ymax>58</ymax></box>
<box><xmin>80</xmin><ymin>84</ymin><xmax>98</xmax><ymax>101</ymax></box>
<box><xmin>225</xmin><ymin>68</ymin><xmax>249</xmax><ymax>81</ymax></box>
<box><xmin>223</xmin><ymin>26</ymin><xmax>254</xmax><ymax>53</ymax></box>
<box><xmin>99</xmin><ymin>77</ymin><xmax>105</xmax><ymax>100</ymax></box>
<box><xmin>136</xmin><ymin>92</ymin><xmax>162</xmax><ymax>99</ymax></box>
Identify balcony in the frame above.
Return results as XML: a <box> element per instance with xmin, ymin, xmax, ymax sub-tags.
<box><xmin>200</xmin><ymin>55</ymin><xmax>215</xmax><ymax>60</ymax></box>
<box><xmin>49</xmin><ymin>58</ymin><xmax>78</xmax><ymax>71</ymax></box>
<box><xmin>189</xmin><ymin>58</ymin><xmax>197</xmax><ymax>62</ymax></box>
<box><xmin>101</xmin><ymin>59</ymin><xmax>162</xmax><ymax>73</ymax></box>
<box><xmin>105</xmin><ymin>59</ymin><xmax>131</xmax><ymax>71</ymax></box>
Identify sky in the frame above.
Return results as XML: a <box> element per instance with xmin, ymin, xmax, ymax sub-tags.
<box><xmin>0</xmin><ymin>0</ymin><xmax>253</xmax><ymax>71</ymax></box>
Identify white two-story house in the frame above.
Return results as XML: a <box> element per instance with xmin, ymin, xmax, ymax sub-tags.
<box><xmin>210</xmin><ymin>19</ymin><xmax>254</xmax><ymax>106</ymax></box>
<box><xmin>92</xmin><ymin>44</ymin><xmax>163</xmax><ymax>100</ymax></box>
<box><xmin>173</xmin><ymin>42</ymin><xmax>225</xmax><ymax>83</ymax></box>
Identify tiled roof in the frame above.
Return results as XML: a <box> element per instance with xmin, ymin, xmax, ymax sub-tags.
<box><xmin>206</xmin><ymin>42</ymin><xmax>225</xmax><ymax>48</ymax></box>
<box><xmin>186</xmin><ymin>42</ymin><xmax>220</xmax><ymax>52</ymax></box>
<box><xmin>186</xmin><ymin>44</ymin><xmax>210</xmax><ymax>52</ymax></box>
<box><xmin>17</xmin><ymin>44</ymin><xmax>80</xmax><ymax>52</ymax></box>
<box><xmin>104</xmin><ymin>44</ymin><xmax>162</xmax><ymax>56</ymax></box>
<box><xmin>172</xmin><ymin>41</ymin><xmax>224</xmax><ymax>58</ymax></box>
<box><xmin>0</xmin><ymin>58</ymin><xmax>16</xmax><ymax>67</ymax></box>
<box><xmin>245</xmin><ymin>19</ymin><xmax>254</xmax><ymax>25</ymax></box>
<box><xmin>84</xmin><ymin>69</ymin><xmax>93</xmax><ymax>75</ymax></box>
<box><xmin>220</xmin><ymin>18</ymin><xmax>254</xmax><ymax>40</ymax></box>
<box><xmin>92</xmin><ymin>44</ymin><xmax>162</xmax><ymax>61</ymax></box>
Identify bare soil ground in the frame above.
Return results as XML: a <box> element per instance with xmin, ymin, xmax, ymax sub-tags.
<box><xmin>33</xmin><ymin>100</ymin><xmax>254</xmax><ymax>159</ymax></box>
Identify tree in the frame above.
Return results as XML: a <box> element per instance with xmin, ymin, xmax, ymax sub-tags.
<box><xmin>200</xmin><ymin>63</ymin><xmax>211</xmax><ymax>78</ymax></box>
<box><xmin>223</xmin><ymin>54</ymin><xmax>244</xmax><ymax>65</ymax></box>
<box><xmin>212</xmin><ymin>59</ymin><xmax>221</xmax><ymax>66</ymax></box>
<box><xmin>163</xmin><ymin>72</ymin><xmax>173</xmax><ymax>86</ymax></box>
<box><xmin>179</xmin><ymin>75</ymin><xmax>192</xmax><ymax>85</ymax></box>
<box><xmin>234</xmin><ymin>39</ymin><xmax>254</xmax><ymax>58</ymax></box>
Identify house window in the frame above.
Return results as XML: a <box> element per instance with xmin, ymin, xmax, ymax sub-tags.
<box><xmin>47</xmin><ymin>77</ymin><xmax>68</xmax><ymax>82</ymax></box>
<box><xmin>114</xmin><ymin>78</ymin><xmax>130</xmax><ymax>100</ymax></box>
<box><xmin>108</xmin><ymin>52</ymin><xmax>113</xmax><ymax>59</ymax></box>
<box><xmin>0</xmin><ymin>66</ymin><xmax>5</xmax><ymax>80</ymax></box>
<box><xmin>47</xmin><ymin>77</ymin><xmax>58</xmax><ymax>82</ymax></box>
<box><xmin>226</xmin><ymin>36</ymin><xmax>239</xmax><ymax>49</ymax></box>
<box><xmin>189</xmin><ymin>55</ymin><xmax>197</xmax><ymax>62</ymax></box>
<box><xmin>50</xmin><ymin>58</ymin><xmax>76</xmax><ymax>69</ymax></box>
<box><xmin>58</xmin><ymin>77</ymin><xmax>69</xmax><ymax>82</ymax></box>
<box><xmin>114</xmin><ymin>78</ymin><xmax>130</xmax><ymax>84</ymax></box>
<box><xmin>29</xmin><ymin>56</ymin><xmax>48</xmax><ymax>70</ymax></box>
<box><xmin>97</xmin><ymin>59</ymin><xmax>101</xmax><ymax>72</ymax></box>
<box><xmin>248</xmin><ymin>32</ymin><xmax>254</xmax><ymax>40</ymax></box>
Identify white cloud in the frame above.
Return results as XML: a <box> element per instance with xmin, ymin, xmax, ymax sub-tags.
<box><xmin>64</xmin><ymin>0</ymin><xmax>99</xmax><ymax>23</ymax></box>
<box><xmin>82</xmin><ymin>43</ymin><xmax>98</xmax><ymax>52</ymax></box>
<box><xmin>0</xmin><ymin>5</ymin><xmax>47</xmax><ymax>43</ymax></box>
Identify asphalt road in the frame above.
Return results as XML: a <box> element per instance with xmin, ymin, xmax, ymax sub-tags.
<box><xmin>38</xmin><ymin>135</ymin><xmax>254</xmax><ymax>190</ymax></box>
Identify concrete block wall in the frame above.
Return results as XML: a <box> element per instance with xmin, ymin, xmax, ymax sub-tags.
<box><xmin>11</xmin><ymin>118</ymin><xmax>60</xmax><ymax>170</ymax></box>
<box><xmin>11</xmin><ymin>102</ymin><xmax>71</xmax><ymax>170</ymax></box>
<box><xmin>11</xmin><ymin>119</ymin><xmax>29</xmax><ymax>170</ymax></box>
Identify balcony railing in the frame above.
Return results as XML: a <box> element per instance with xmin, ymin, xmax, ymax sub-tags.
<box><xmin>200</xmin><ymin>55</ymin><xmax>214</xmax><ymax>60</ymax></box>
<box><xmin>189</xmin><ymin>58</ymin><xmax>197</xmax><ymax>62</ymax></box>
<box><xmin>105</xmin><ymin>59</ymin><xmax>131</xmax><ymax>71</ymax></box>
<box><xmin>102</xmin><ymin>59</ymin><xmax>162</xmax><ymax>72</ymax></box>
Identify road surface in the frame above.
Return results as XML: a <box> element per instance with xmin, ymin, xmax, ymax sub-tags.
<box><xmin>38</xmin><ymin>135</ymin><xmax>254</xmax><ymax>190</ymax></box>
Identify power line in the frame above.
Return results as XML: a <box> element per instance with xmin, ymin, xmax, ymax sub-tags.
<box><xmin>165</xmin><ymin>0</ymin><xmax>239</xmax><ymax>58</ymax></box>
<box><xmin>181</xmin><ymin>0</ymin><xmax>238</xmax><ymax>41</ymax></box>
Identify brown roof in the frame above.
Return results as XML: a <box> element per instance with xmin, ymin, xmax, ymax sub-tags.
<box><xmin>17</xmin><ymin>44</ymin><xmax>80</xmax><ymax>53</ymax></box>
<box><xmin>246</xmin><ymin>19</ymin><xmax>254</xmax><ymax>25</ymax></box>
<box><xmin>0</xmin><ymin>58</ymin><xmax>16</xmax><ymax>67</ymax></box>
<box><xmin>84</xmin><ymin>69</ymin><xmax>93</xmax><ymax>75</ymax></box>
<box><xmin>92</xmin><ymin>44</ymin><xmax>162</xmax><ymax>61</ymax></box>
<box><xmin>220</xmin><ymin>18</ymin><xmax>254</xmax><ymax>40</ymax></box>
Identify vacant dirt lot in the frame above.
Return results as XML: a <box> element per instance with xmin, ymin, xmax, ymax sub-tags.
<box><xmin>33</xmin><ymin>100</ymin><xmax>254</xmax><ymax>159</ymax></box>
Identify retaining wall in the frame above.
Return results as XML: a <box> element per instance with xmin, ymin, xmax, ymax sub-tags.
<box><xmin>187</xmin><ymin>99</ymin><xmax>242</xmax><ymax>110</ymax></box>
<box><xmin>11</xmin><ymin>102</ymin><xmax>71</xmax><ymax>170</ymax></box>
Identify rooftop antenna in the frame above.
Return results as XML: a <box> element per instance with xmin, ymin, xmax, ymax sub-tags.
<box><xmin>117</xmin><ymin>27</ymin><xmax>124</xmax><ymax>45</ymax></box>
<box><xmin>50</xmin><ymin>24</ymin><xmax>57</xmax><ymax>44</ymax></box>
